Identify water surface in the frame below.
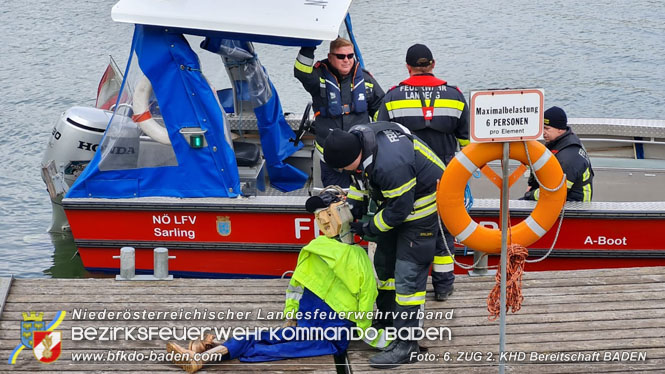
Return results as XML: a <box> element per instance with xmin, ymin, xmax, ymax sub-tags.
<box><xmin>0</xmin><ymin>0</ymin><xmax>663</xmax><ymax>277</ymax></box>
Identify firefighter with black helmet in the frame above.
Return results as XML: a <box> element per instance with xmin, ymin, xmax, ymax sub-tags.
<box><xmin>323</xmin><ymin>123</ymin><xmax>445</xmax><ymax>368</ymax></box>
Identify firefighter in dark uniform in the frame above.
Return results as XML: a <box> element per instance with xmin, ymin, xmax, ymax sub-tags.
<box><xmin>377</xmin><ymin>44</ymin><xmax>470</xmax><ymax>302</ymax></box>
<box><xmin>294</xmin><ymin>37</ymin><xmax>384</xmax><ymax>187</ymax></box>
<box><xmin>323</xmin><ymin>123</ymin><xmax>445</xmax><ymax>368</ymax></box>
<box><xmin>522</xmin><ymin>106</ymin><xmax>594</xmax><ymax>202</ymax></box>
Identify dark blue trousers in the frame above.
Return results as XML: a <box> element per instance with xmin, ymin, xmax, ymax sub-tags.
<box><xmin>224</xmin><ymin>288</ymin><xmax>353</xmax><ymax>362</ymax></box>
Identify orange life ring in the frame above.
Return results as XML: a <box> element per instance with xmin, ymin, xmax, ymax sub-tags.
<box><xmin>437</xmin><ymin>141</ymin><xmax>566</xmax><ymax>253</ymax></box>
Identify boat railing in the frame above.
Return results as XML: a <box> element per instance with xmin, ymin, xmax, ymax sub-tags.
<box><xmin>579</xmin><ymin>138</ymin><xmax>665</xmax><ymax>146</ymax></box>
<box><xmin>226</xmin><ymin>113</ymin><xmax>303</xmax><ymax>131</ymax></box>
<box><xmin>226</xmin><ymin>114</ymin><xmax>665</xmax><ymax>197</ymax></box>
<box><xmin>470</xmin><ymin>198</ymin><xmax>665</xmax><ymax>217</ymax></box>
<box><xmin>225</xmin><ymin>115</ymin><xmax>665</xmax><ymax>137</ymax></box>
<box><xmin>569</xmin><ymin>117</ymin><xmax>665</xmax><ymax>138</ymax></box>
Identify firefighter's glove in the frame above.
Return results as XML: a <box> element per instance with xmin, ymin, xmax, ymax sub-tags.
<box><xmin>350</xmin><ymin>221</ymin><xmax>366</xmax><ymax>236</ymax></box>
<box><xmin>350</xmin><ymin>221</ymin><xmax>378</xmax><ymax>242</ymax></box>
<box><xmin>299</xmin><ymin>46</ymin><xmax>316</xmax><ymax>55</ymax></box>
<box><xmin>520</xmin><ymin>189</ymin><xmax>536</xmax><ymax>201</ymax></box>
<box><xmin>350</xmin><ymin>200</ymin><xmax>368</xmax><ymax>220</ymax></box>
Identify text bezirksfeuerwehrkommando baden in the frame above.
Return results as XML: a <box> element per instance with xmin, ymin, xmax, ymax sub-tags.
<box><xmin>70</xmin><ymin>308</ymin><xmax>447</xmax><ymax>322</ymax></box>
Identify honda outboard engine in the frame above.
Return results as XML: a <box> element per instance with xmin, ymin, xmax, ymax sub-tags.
<box><xmin>41</xmin><ymin>106</ymin><xmax>111</xmax><ymax>232</ymax></box>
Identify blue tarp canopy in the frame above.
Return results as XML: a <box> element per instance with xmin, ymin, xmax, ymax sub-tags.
<box><xmin>67</xmin><ymin>25</ymin><xmax>308</xmax><ymax>198</ymax></box>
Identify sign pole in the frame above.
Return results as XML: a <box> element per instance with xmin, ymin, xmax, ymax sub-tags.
<box><xmin>499</xmin><ymin>141</ymin><xmax>509</xmax><ymax>374</ymax></box>
<box><xmin>467</xmin><ymin>88</ymin><xmax>544</xmax><ymax>374</ymax></box>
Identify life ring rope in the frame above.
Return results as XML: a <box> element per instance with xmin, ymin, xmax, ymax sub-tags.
<box><xmin>436</xmin><ymin>202</ymin><xmax>567</xmax><ymax>270</ymax></box>
<box><xmin>487</xmin><ymin>243</ymin><xmax>528</xmax><ymax>320</ymax></box>
<box><xmin>436</xmin><ymin>141</ymin><xmax>567</xmax><ymax>254</ymax></box>
<box><xmin>524</xmin><ymin>141</ymin><xmax>566</xmax><ymax>192</ymax></box>
<box><xmin>525</xmin><ymin>203</ymin><xmax>566</xmax><ymax>263</ymax></box>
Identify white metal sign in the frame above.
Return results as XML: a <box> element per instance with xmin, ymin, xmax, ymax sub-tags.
<box><xmin>470</xmin><ymin>89</ymin><xmax>544</xmax><ymax>142</ymax></box>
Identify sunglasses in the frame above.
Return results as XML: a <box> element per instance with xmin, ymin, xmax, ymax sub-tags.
<box><xmin>333</xmin><ymin>53</ymin><xmax>355</xmax><ymax>60</ymax></box>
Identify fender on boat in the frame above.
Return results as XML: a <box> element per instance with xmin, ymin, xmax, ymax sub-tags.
<box><xmin>437</xmin><ymin>141</ymin><xmax>566</xmax><ymax>253</ymax></box>
<box><xmin>131</xmin><ymin>75</ymin><xmax>170</xmax><ymax>145</ymax></box>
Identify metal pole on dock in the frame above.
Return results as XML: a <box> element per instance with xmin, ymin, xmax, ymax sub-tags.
<box><xmin>113</xmin><ymin>247</ymin><xmax>136</xmax><ymax>280</ymax></box>
<box><xmin>468</xmin><ymin>249</ymin><xmax>495</xmax><ymax>277</ymax></box>
<box><xmin>499</xmin><ymin>142</ymin><xmax>509</xmax><ymax>374</ymax></box>
<box><xmin>154</xmin><ymin>247</ymin><xmax>175</xmax><ymax>280</ymax></box>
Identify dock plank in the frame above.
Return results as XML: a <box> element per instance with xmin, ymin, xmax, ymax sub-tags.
<box><xmin>0</xmin><ymin>277</ymin><xmax>11</xmax><ymax>319</ymax></box>
<box><xmin>0</xmin><ymin>267</ymin><xmax>663</xmax><ymax>372</ymax></box>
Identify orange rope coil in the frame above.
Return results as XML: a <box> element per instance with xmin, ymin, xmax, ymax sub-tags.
<box><xmin>487</xmin><ymin>243</ymin><xmax>529</xmax><ymax>321</ymax></box>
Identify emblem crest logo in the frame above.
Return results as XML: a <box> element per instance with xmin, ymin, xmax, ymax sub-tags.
<box><xmin>33</xmin><ymin>331</ymin><xmax>62</xmax><ymax>363</ymax></box>
<box><xmin>20</xmin><ymin>312</ymin><xmax>44</xmax><ymax>348</ymax></box>
<box><xmin>10</xmin><ymin>310</ymin><xmax>66</xmax><ymax>365</ymax></box>
<box><xmin>216</xmin><ymin>216</ymin><xmax>231</xmax><ymax>236</ymax></box>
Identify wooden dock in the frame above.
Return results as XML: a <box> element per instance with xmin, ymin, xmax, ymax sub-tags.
<box><xmin>1</xmin><ymin>266</ymin><xmax>664</xmax><ymax>373</ymax></box>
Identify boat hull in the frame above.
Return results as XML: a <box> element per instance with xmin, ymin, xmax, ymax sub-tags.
<box><xmin>64</xmin><ymin>197</ymin><xmax>665</xmax><ymax>278</ymax></box>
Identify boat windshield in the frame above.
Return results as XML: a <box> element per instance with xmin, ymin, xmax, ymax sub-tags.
<box><xmin>201</xmin><ymin>38</ymin><xmax>272</xmax><ymax>114</ymax></box>
<box><xmin>95</xmin><ymin>57</ymin><xmax>124</xmax><ymax>110</ymax></box>
<box><xmin>98</xmin><ymin>52</ymin><xmax>177</xmax><ymax>171</ymax></box>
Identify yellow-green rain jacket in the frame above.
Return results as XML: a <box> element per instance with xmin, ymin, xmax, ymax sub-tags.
<box><xmin>284</xmin><ymin>236</ymin><xmax>392</xmax><ymax>348</ymax></box>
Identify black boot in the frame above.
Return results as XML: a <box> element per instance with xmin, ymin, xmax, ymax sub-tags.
<box><xmin>435</xmin><ymin>285</ymin><xmax>454</xmax><ymax>301</ymax></box>
<box><xmin>371</xmin><ymin>318</ymin><xmax>393</xmax><ymax>331</ymax></box>
<box><xmin>369</xmin><ymin>340</ymin><xmax>419</xmax><ymax>369</ymax></box>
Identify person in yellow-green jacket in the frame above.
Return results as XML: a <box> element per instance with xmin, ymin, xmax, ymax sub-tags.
<box><xmin>166</xmin><ymin>189</ymin><xmax>390</xmax><ymax>373</ymax></box>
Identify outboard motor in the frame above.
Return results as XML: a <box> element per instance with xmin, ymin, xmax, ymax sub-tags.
<box><xmin>41</xmin><ymin>106</ymin><xmax>111</xmax><ymax>232</ymax></box>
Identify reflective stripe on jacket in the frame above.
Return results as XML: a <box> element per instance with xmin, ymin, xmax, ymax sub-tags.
<box><xmin>349</xmin><ymin>122</ymin><xmax>445</xmax><ymax>235</ymax></box>
<box><xmin>377</xmin><ymin>74</ymin><xmax>470</xmax><ymax>163</ymax></box>
<box><xmin>527</xmin><ymin>128</ymin><xmax>594</xmax><ymax>202</ymax></box>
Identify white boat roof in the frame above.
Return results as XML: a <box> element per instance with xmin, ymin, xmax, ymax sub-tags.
<box><xmin>111</xmin><ymin>0</ymin><xmax>352</xmax><ymax>41</ymax></box>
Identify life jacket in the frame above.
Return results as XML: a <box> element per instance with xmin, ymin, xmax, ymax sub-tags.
<box><xmin>317</xmin><ymin>61</ymin><xmax>367</xmax><ymax>117</ymax></box>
